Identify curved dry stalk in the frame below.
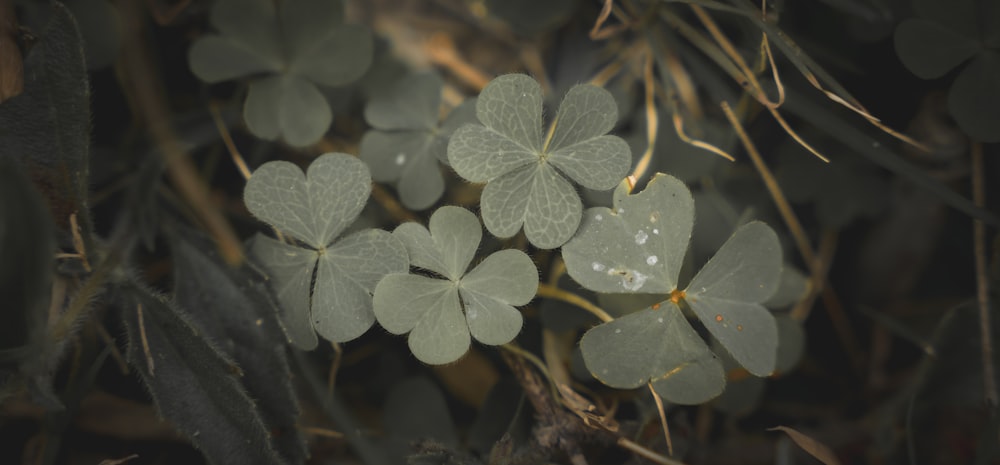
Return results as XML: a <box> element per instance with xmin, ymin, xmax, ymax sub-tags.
<box><xmin>536</xmin><ymin>283</ymin><xmax>614</xmax><ymax>323</ymax></box>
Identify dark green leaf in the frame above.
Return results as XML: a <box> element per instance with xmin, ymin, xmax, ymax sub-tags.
<box><xmin>119</xmin><ymin>284</ymin><xmax>285</xmax><ymax>465</ymax></box>
<box><xmin>0</xmin><ymin>160</ymin><xmax>54</xmax><ymax>362</ymax></box>
<box><xmin>383</xmin><ymin>377</ymin><xmax>458</xmax><ymax>463</ymax></box>
<box><xmin>172</xmin><ymin>230</ymin><xmax>306</xmax><ymax>464</ymax></box>
<box><xmin>0</xmin><ymin>3</ymin><xmax>93</xmax><ymax>243</ymax></box>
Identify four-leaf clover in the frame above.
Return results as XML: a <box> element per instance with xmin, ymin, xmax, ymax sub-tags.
<box><xmin>244</xmin><ymin>153</ymin><xmax>408</xmax><ymax>350</ymax></box>
<box><xmin>562</xmin><ymin>173</ymin><xmax>782</xmax><ymax>404</ymax></box>
<box><xmin>360</xmin><ymin>73</ymin><xmax>477</xmax><ymax>210</ymax></box>
<box><xmin>894</xmin><ymin>0</ymin><xmax>1000</xmax><ymax>142</ymax></box>
<box><xmin>373</xmin><ymin>206</ymin><xmax>538</xmax><ymax>365</ymax></box>
<box><xmin>447</xmin><ymin>74</ymin><xmax>631</xmax><ymax>249</ymax></box>
<box><xmin>188</xmin><ymin>0</ymin><xmax>373</xmax><ymax>147</ymax></box>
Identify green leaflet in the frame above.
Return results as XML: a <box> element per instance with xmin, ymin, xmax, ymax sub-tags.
<box><xmin>448</xmin><ymin>74</ymin><xmax>631</xmax><ymax>249</ymax></box>
<box><xmin>244</xmin><ymin>153</ymin><xmax>408</xmax><ymax>347</ymax></box>
<box><xmin>373</xmin><ymin>206</ymin><xmax>538</xmax><ymax>365</ymax></box>
<box><xmin>564</xmin><ymin>172</ymin><xmax>783</xmax><ymax>402</ymax></box>
<box><xmin>188</xmin><ymin>0</ymin><xmax>372</xmax><ymax>146</ymax></box>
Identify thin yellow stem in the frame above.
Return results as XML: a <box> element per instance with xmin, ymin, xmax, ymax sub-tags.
<box><xmin>972</xmin><ymin>142</ymin><xmax>997</xmax><ymax>406</ymax></box>
<box><xmin>648</xmin><ymin>383</ymin><xmax>674</xmax><ymax>456</ymax></box>
<box><xmin>209</xmin><ymin>101</ymin><xmax>251</xmax><ymax>181</ymax></box>
<box><xmin>536</xmin><ymin>283</ymin><xmax>614</xmax><ymax>323</ymax></box>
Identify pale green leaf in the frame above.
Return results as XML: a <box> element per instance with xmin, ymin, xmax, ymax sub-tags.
<box><xmin>312</xmin><ymin>229</ymin><xmax>409</xmax><ymax>342</ymax></box>
<box><xmin>188</xmin><ymin>36</ymin><xmax>281</xmax><ymax>83</ymax></box>
<box><xmin>243</xmin><ymin>76</ymin><xmax>282</xmax><ymax>141</ymax></box>
<box><xmin>547</xmin><ymin>135</ymin><xmax>631</xmax><ymax>190</ymax></box>
<box><xmin>248</xmin><ymin>235</ymin><xmax>318</xmax><ymax>350</ymax></box>
<box><xmin>948</xmin><ymin>51</ymin><xmax>1000</xmax><ymax>143</ymax></box>
<box><xmin>459</xmin><ymin>289</ymin><xmax>523</xmax><ymax>345</ymax></box>
<box><xmin>684</xmin><ymin>222</ymin><xmax>781</xmax><ymax>376</ymax></box>
<box><xmin>563</xmin><ymin>174</ymin><xmax>694</xmax><ymax>294</ymax></box>
<box><xmin>364</xmin><ymin>73</ymin><xmax>442</xmax><ymax>130</ymax></box>
<box><xmin>244</xmin><ymin>153</ymin><xmax>370</xmax><ymax>249</ymax></box>
<box><xmin>429</xmin><ymin>206</ymin><xmax>482</xmax><ymax>280</ymax></box>
<box><xmin>476</xmin><ymin>74</ymin><xmax>543</xmax><ymax>151</ymax></box>
<box><xmin>580</xmin><ymin>304</ymin><xmax>725</xmax><ymax>405</ymax></box>
<box><xmin>448</xmin><ymin>124</ymin><xmax>538</xmax><ymax>182</ymax></box>
<box><xmin>764</xmin><ymin>266</ymin><xmax>809</xmax><ymax>309</ymax></box>
<box><xmin>359</xmin><ymin>130</ymin><xmax>432</xmax><ymax>184</ymax></box>
<box><xmin>547</xmin><ymin>83</ymin><xmax>619</xmax><ymax>152</ymax></box>
<box><xmin>480</xmin><ymin>165</ymin><xmax>533</xmax><ymax>239</ymax></box>
<box><xmin>393</xmin><ymin>223</ymin><xmax>451</xmax><ymax>278</ymax></box>
<box><xmin>685</xmin><ymin>297</ymin><xmax>777</xmax><ymax>377</ymax></box>
<box><xmin>290</xmin><ymin>24</ymin><xmax>373</xmax><ymax>86</ymax></box>
<box><xmin>373</xmin><ymin>274</ymin><xmax>455</xmax><ymax>335</ymax></box>
<box><xmin>461</xmin><ymin>249</ymin><xmax>538</xmax><ymax>306</ymax></box>
<box><xmin>409</xmin><ymin>286</ymin><xmax>469</xmax><ymax>365</ymax></box>
<box><xmin>523</xmin><ymin>163</ymin><xmax>583</xmax><ymax>249</ymax></box>
<box><xmin>686</xmin><ymin>222</ymin><xmax>782</xmax><ymax>304</ymax></box>
<box><xmin>894</xmin><ymin>18</ymin><xmax>981</xmax><ymax>79</ymax></box>
<box><xmin>243</xmin><ymin>75</ymin><xmax>333</xmax><ymax>146</ymax></box>
<box><xmin>396</xmin><ymin>153</ymin><xmax>446</xmax><ymax>211</ymax></box>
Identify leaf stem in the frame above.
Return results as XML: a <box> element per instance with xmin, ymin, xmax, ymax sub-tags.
<box><xmin>536</xmin><ymin>283</ymin><xmax>614</xmax><ymax>323</ymax></box>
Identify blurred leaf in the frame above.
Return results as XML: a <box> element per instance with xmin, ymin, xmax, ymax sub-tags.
<box><xmin>382</xmin><ymin>377</ymin><xmax>458</xmax><ymax>464</ymax></box>
<box><xmin>361</xmin><ymin>73</ymin><xmax>478</xmax><ymax>210</ymax></box>
<box><xmin>893</xmin><ymin>19</ymin><xmax>981</xmax><ymax>79</ymax></box>
<box><xmin>0</xmin><ymin>3</ymin><xmax>93</xmax><ymax>242</ymax></box>
<box><xmin>245</xmin><ymin>153</ymin><xmax>409</xmax><ymax>346</ymax></box>
<box><xmin>764</xmin><ymin>267</ymin><xmax>809</xmax><ymax>309</ymax></box>
<box><xmin>948</xmin><ymin>51</ymin><xmax>1000</xmax><ymax>143</ymax></box>
<box><xmin>894</xmin><ymin>1</ymin><xmax>1000</xmax><ymax>142</ymax></box>
<box><xmin>172</xmin><ymin>229</ymin><xmax>306</xmax><ymax>464</ymax></box>
<box><xmin>0</xmin><ymin>159</ymin><xmax>54</xmax><ymax>366</ymax></box>
<box><xmin>565</xmin><ymin>173</ymin><xmax>783</xmax><ymax>399</ymax></box>
<box><xmin>119</xmin><ymin>284</ymin><xmax>286</xmax><ymax>465</ymax></box>
<box><xmin>485</xmin><ymin>0</ymin><xmax>577</xmax><ymax>35</ymax></box>
<box><xmin>774</xmin><ymin>314</ymin><xmax>806</xmax><ymax>374</ymax></box>
<box><xmin>188</xmin><ymin>0</ymin><xmax>372</xmax><ymax>146</ymax></box>
<box><xmin>448</xmin><ymin>74</ymin><xmax>631</xmax><ymax>249</ymax></box>
<box><xmin>373</xmin><ymin>206</ymin><xmax>538</xmax><ymax>365</ymax></box>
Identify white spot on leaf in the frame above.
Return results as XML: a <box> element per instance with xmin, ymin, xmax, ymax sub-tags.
<box><xmin>652</xmin><ymin>228</ymin><xmax>659</xmax><ymax>235</ymax></box>
<box><xmin>592</xmin><ymin>262</ymin><xmax>606</xmax><ymax>272</ymax></box>
<box><xmin>635</xmin><ymin>230</ymin><xmax>648</xmax><ymax>245</ymax></box>
<box><xmin>395</xmin><ymin>153</ymin><xmax>406</xmax><ymax>165</ymax></box>
<box><xmin>608</xmin><ymin>268</ymin><xmax>648</xmax><ymax>291</ymax></box>
<box><xmin>614</xmin><ymin>328</ymin><xmax>621</xmax><ymax>334</ymax></box>
<box><xmin>646</xmin><ymin>255</ymin><xmax>658</xmax><ymax>265</ymax></box>
<box><xmin>595</xmin><ymin>214</ymin><xmax>603</xmax><ymax>221</ymax></box>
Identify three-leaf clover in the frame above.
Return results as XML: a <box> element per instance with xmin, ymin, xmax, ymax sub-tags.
<box><xmin>373</xmin><ymin>206</ymin><xmax>538</xmax><ymax>365</ymax></box>
<box><xmin>447</xmin><ymin>74</ymin><xmax>631</xmax><ymax>249</ymax></box>
<box><xmin>244</xmin><ymin>153</ymin><xmax>408</xmax><ymax>350</ymax></box>
<box><xmin>188</xmin><ymin>0</ymin><xmax>373</xmax><ymax>147</ymax></box>
<box><xmin>562</xmin><ymin>173</ymin><xmax>782</xmax><ymax>405</ymax></box>
<box><xmin>894</xmin><ymin>0</ymin><xmax>1000</xmax><ymax>142</ymax></box>
<box><xmin>360</xmin><ymin>73</ymin><xmax>477</xmax><ymax>210</ymax></box>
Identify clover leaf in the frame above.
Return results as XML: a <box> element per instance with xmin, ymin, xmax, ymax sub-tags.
<box><xmin>188</xmin><ymin>0</ymin><xmax>372</xmax><ymax>147</ymax></box>
<box><xmin>360</xmin><ymin>73</ymin><xmax>477</xmax><ymax>210</ymax></box>
<box><xmin>562</xmin><ymin>173</ymin><xmax>782</xmax><ymax>404</ymax></box>
<box><xmin>894</xmin><ymin>0</ymin><xmax>1000</xmax><ymax>142</ymax></box>
<box><xmin>373</xmin><ymin>206</ymin><xmax>538</xmax><ymax>365</ymax></box>
<box><xmin>244</xmin><ymin>153</ymin><xmax>408</xmax><ymax>349</ymax></box>
<box><xmin>447</xmin><ymin>74</ymin><xmax>631</xmax><ymax>249</ymax></box>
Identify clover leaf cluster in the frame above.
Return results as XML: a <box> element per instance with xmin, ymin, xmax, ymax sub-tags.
<box><xmin>447</xmin><ymin>74</ymin><xmax>632</xmax><ymax>249</ymax></box>
<box><xmin>188</xmin><ymin>0</ymin><xmax>373</xmax><ymax>147</ymax></box>
<box><xmin>562</xmin><ymin>174</ymin><xmax>783</xmax><ymax>405</ymax></box>
<box><xmin>244</xmin><ymin>153</ymin><xmax>407</xmax><ymax>350</ymax></box>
